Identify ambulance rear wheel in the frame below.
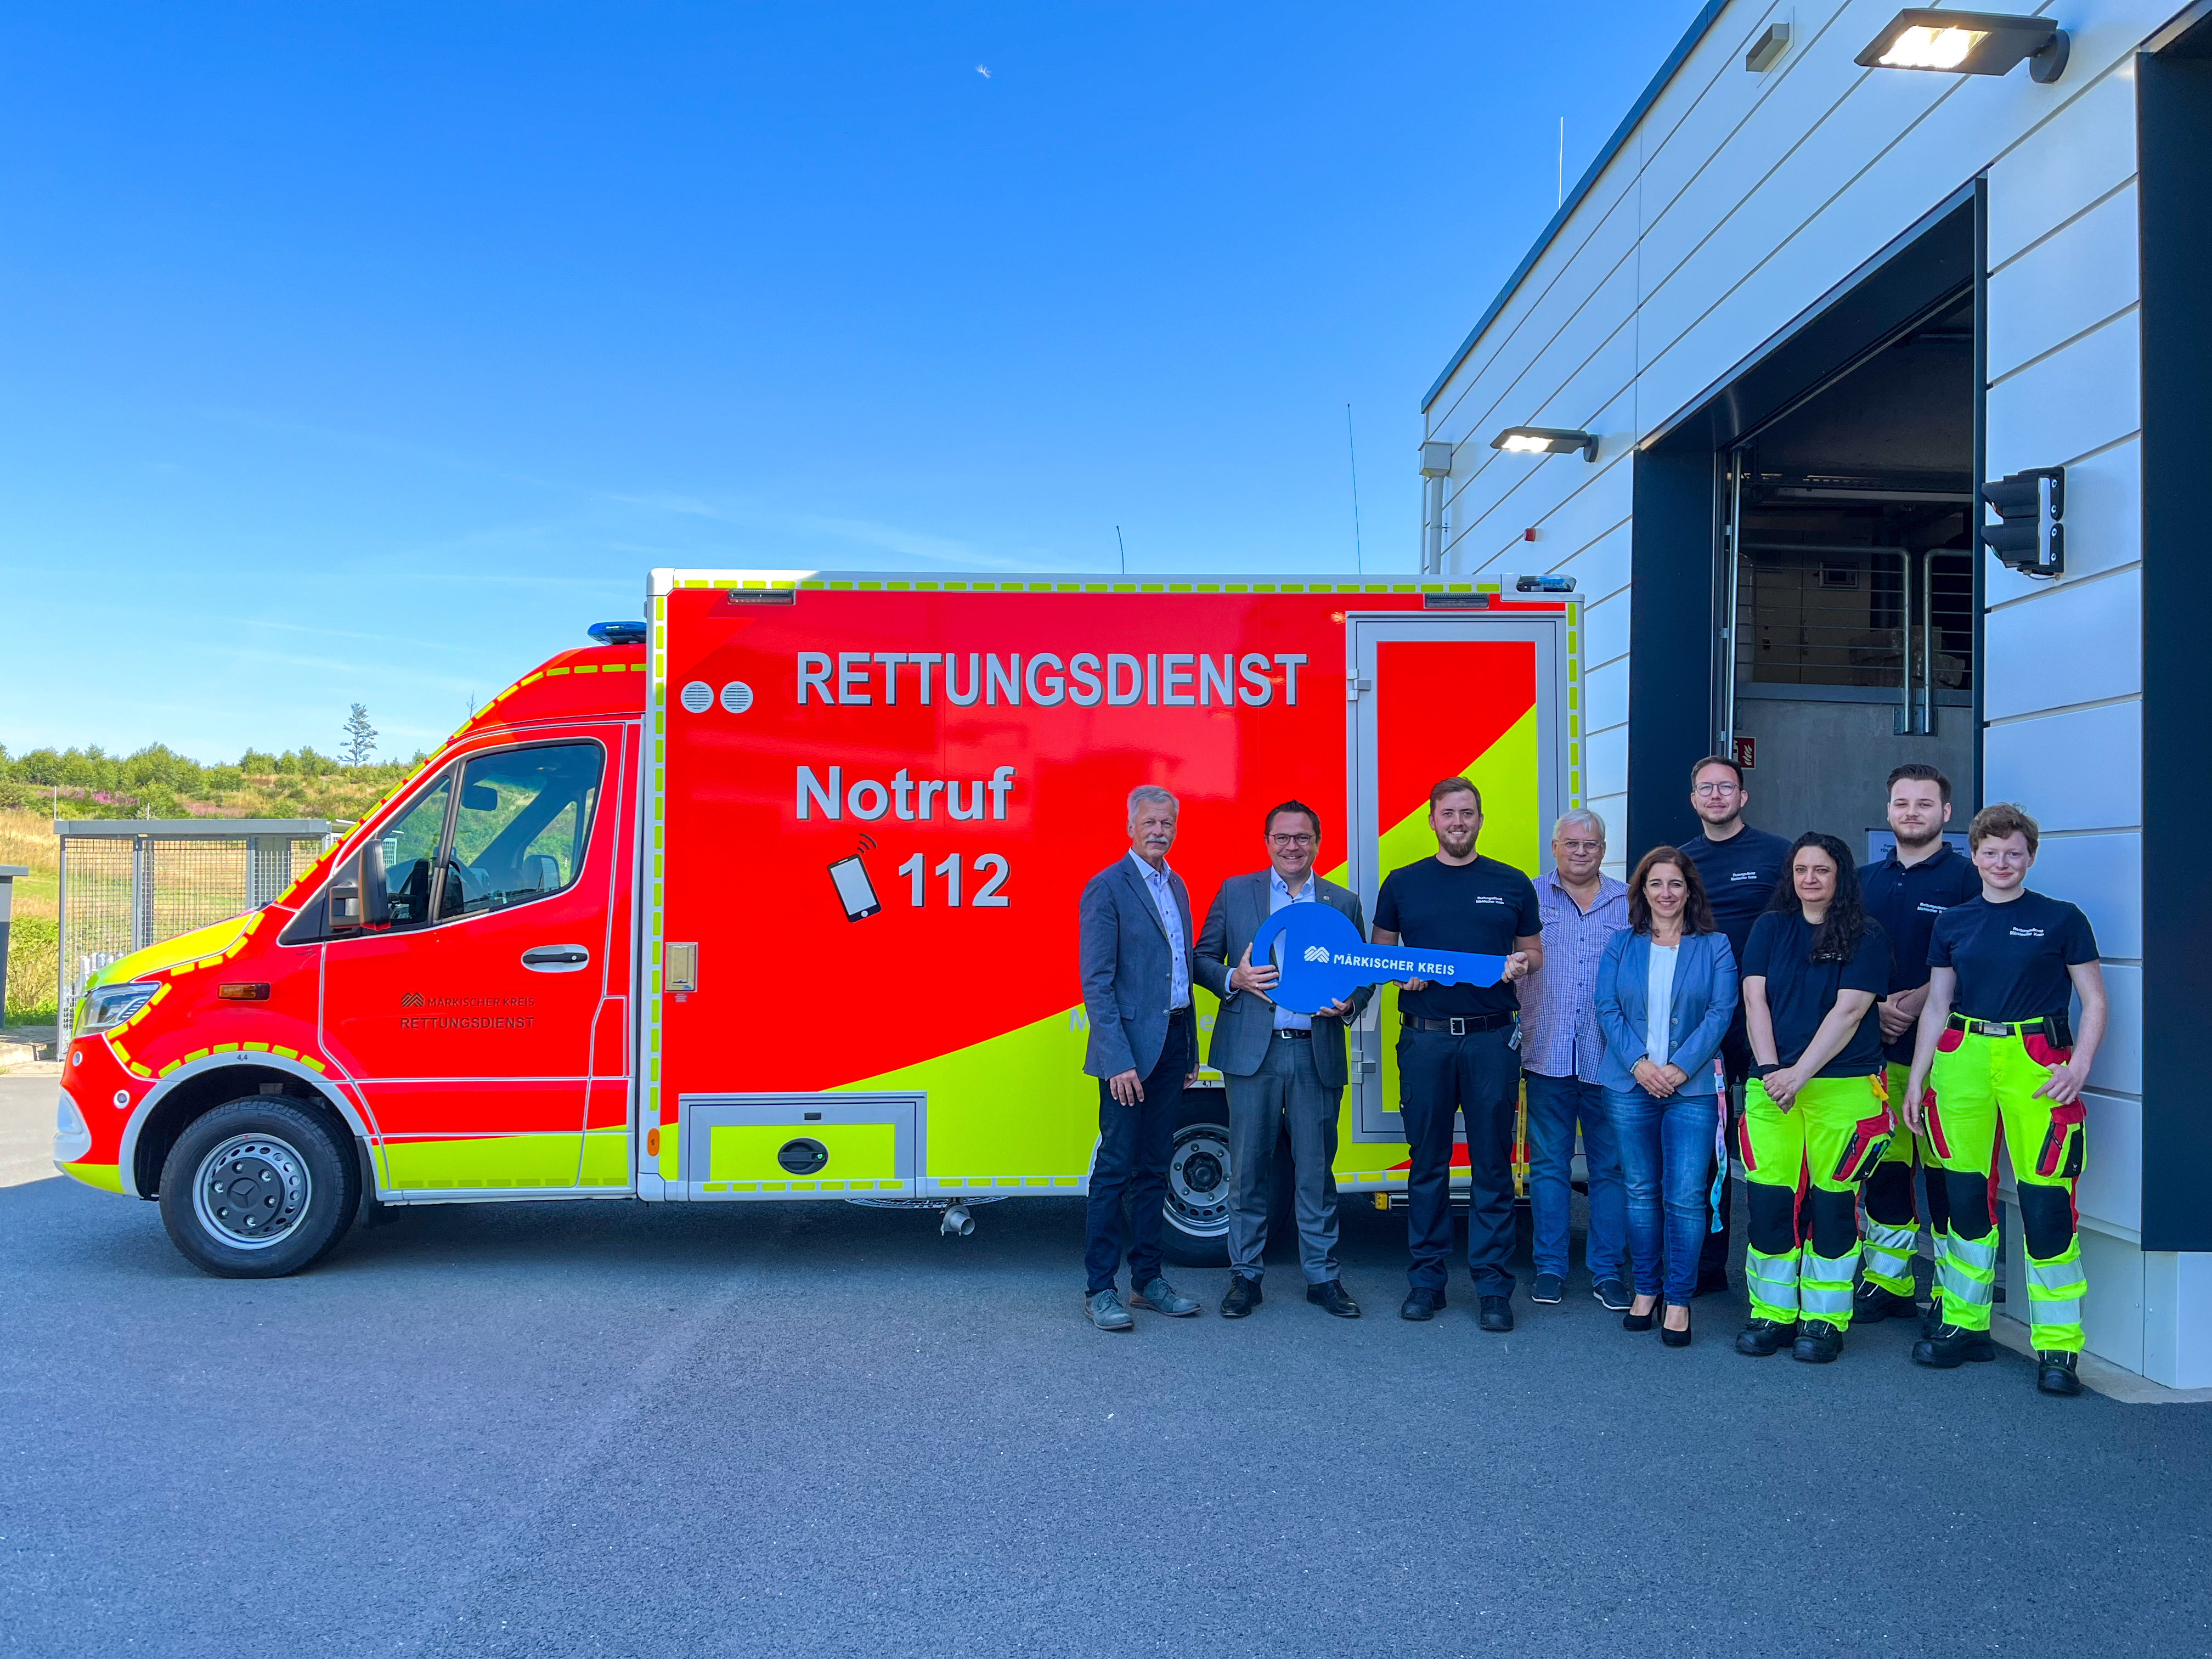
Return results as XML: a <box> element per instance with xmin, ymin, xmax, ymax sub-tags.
<box><xmin>159</xmin><ymin>1097</ymin><xmax>361</xmax><ymax>1279</ymax></box>
<box><xmin>1158</xmin><ymin>1093</ymin><xmax>1294</xmax><ymax>1268</ymax></box>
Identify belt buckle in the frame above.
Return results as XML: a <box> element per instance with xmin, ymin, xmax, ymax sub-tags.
<box><xmin>1973</xmin><ymin>1019</ymin><xmax>2007</xmax><ymax>1039</ymax></box>
<box><xmin>1448</xmin><ymin>1016</ymin><xmax>1467</xmax><ymax>1037</ymax></box>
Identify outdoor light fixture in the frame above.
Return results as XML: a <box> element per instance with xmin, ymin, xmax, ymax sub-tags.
<box><xmin>1490</xmin><ymin>426</ymin><xmax>1599</xmax><ymax>462</ymax></box>
<box><xmin>1855</xmin><ymin>10</ymin><xmax>2069</xmax><ymax>83</ymax></box>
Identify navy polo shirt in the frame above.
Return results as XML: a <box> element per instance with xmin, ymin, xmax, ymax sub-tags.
<box><xmin>1679</xmin><ymin>824</ymin><xmax>1793</xmax><ymax>967</ymax></box>
<box><xmin>1741</xmin><ymin>911</ymin><xmax>1891</xmax><ymax>1077</ymax></box>
<box><xmin>1858</xmin><ymin>843</ymin><xmax>1982</xmax><ymax>1063</ymax></box>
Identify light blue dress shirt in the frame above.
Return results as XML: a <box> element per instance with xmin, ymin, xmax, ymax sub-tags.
<box><xmin>1268</xmin><ymin>867</ymin><xmax>1317</xmax><ymax>1031</ymax></box>
<box><xmin>1128</xmin><ymin>850</ymin><xmax>1190</xmax><ymax>1010</ymax></box>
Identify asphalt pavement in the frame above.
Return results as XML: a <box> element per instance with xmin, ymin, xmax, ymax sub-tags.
<box><xmin>2</xmin><ymin>1073</ymin><xmax>2208</xmax><ymax>1658</ymax></box>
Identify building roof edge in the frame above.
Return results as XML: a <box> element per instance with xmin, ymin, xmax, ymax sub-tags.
<box><xmin>1421</xmin><ymin>0</ymin><xmax>1734</xmax><ymax>415</ymax></box>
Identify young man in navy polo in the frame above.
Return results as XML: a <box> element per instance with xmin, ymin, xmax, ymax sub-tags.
<box><xmin>1854</xmin><ymin>764</ymin><xmax>1981</xmax><ymax>1328</ymax></box>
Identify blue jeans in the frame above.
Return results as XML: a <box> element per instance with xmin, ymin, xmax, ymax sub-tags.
<box><xmin>1607</xmin><ymin>1085</ymin><xmax>1721</xmax><ymax>1306</ymax></box>
<box><xmin>1522</xmin><ymin>1071</ymin><xmax>1624</xmax><ymax>1283</ymax></box>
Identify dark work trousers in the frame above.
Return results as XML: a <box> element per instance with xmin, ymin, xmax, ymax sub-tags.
<box><xmin>1084</xmin><ymin>1020</ymin><xmax>1191</xmax><ymax>1295</ymax></box>
<box><xmin>1698</xmin><ymin>1016</ymin><xmax>1751</xmax><ymax>1285</ymax></box>
<box><xmin>1397</xmin><ymin>1023</ymin><xmax>1522</xmax><ymax>1297</ymax></box>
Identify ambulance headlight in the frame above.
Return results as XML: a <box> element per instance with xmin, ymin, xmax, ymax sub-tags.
<box><xmin>76</xmin><ymin>980</ymin><xmax>159</xmax><ymax>1036</ymax></box>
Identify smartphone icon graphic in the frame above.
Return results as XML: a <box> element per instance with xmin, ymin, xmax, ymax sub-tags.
<box><xmin>828</xmin><ymin>855</ymin><xmax>882</xmax><ymax>922</ymax></box>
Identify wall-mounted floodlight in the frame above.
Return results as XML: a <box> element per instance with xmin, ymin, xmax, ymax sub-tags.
<box><xmin>1491</xmin><ymin>426</ymin><xmax>1599</xmax><ymax>462</ymax></box>
<box><xmin>1855</xmin><ymin>9</ymin><xmax>2069</xmax><ymax>83</ymax></box>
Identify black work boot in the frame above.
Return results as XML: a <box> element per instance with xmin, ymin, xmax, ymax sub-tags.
<box><xmin>1792</xmin><ymin>1320</ymin><xmax>1844</xmax><ymax>1364</ymax></box>
<box><xmin>1912</xmin><ymin>1322</ymin><xmax>1997</xmax><ymax>1368</ymax></box>
<box><xmin>2036</xmin><ymin>1351</ymin><xmax>2083</xmax><ymax>1396</ymax></box>
<box><xmin>1735</xmin><ymin>1317</ymin><xmax>1796</xmax><ymax>1357</ymax></box>
<box><xmin>1853</xmin><ymin>1282</ymin><xmax>1919</xmax><ymax>1324</ymax></box>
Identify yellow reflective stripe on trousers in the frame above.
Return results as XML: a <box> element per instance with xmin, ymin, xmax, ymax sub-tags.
<box><xmin>1939</xmin><ymin>1229</ymin><xmax>1997</xmax><ymax>1327</ymax></box>
<box><xmin>2026</xmin><ymin>1244</ymin><xmax>2087</xmax><ymax>1346</ymax></box>
<box><xmin>1861</xmin><ymin>1220</ymin><xmax>1918</xmax><ymax>1293</ymax></box>
<box><xmin>1800</xmin><ymin>1245</ymin><xmax>1860</xmax><ymax>1320</ymax></box>
<box><xmin>1745</xmin><ymin>1247</ymin><xmax>1799</xmax><ymax>1319</ymax></box>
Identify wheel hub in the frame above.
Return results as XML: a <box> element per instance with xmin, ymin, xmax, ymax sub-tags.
<box><xmin>193</xmin><ymin>1136</ymin><xmax>311</xmax><ymax>1250</ymax></box>
<box><xmin>1165</xmin><ymin>1123</ymin><xmax>1233</xmax><ymax>1236</ymax></box>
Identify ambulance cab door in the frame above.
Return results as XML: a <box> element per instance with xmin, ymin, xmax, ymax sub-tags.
<box><xmin>1344</xmin><ymin>609</ymin><xmax>1570</xmax><ymax>1139</ymax></box>
<box><xmin>320</xmin><ymin>730</ymin><xmax>621</xmax><ymax>1195</ymax></box>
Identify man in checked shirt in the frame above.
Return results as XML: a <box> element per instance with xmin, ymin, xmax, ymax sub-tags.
<box><xmin>1517</xmin><ymin>809</ymin><xmax>1633</xmax><ymax>1312</ymax></box>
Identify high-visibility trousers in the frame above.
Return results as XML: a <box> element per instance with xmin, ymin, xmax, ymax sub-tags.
<box><xmin>1859</xmin><ymin>1061</ymin><xmax>1950</xmax><ymax>1300</ymax></box>
<box><xmin>1926</xmin><ymin>1024</ymin><xmax>2089</xmax><ymax>1354</ymax></box>
<box><xmin>1740</xmin><ymin>1073</ymin><xmax>1892</xmax><ymax>1330</ymax></box>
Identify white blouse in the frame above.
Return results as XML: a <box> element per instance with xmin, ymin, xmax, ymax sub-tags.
<box><xmin>1646</xmin><ymin>940</ymin><xmax>1680</xmax><ymax>1070</ymax></box>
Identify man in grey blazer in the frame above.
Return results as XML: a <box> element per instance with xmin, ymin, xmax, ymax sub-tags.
<box><xmin>1076</xmin><ymin>785</ymin><xmax>1205</xmax><ymax>1332</ymax></box>
<box><xmin>1192</xmin><ymin>799</ymin><xmax>1372</xmax><ymax>1319</ymax></box>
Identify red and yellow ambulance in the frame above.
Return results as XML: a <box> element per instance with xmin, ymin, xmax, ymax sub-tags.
<box><xmin>53</xmin><ymin>570</ymin><xmax>1581</xmax><ymax>1276</ymax></box>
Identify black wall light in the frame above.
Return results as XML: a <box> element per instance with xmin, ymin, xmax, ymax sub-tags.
<box><xmin>1491</xmin><ymin>426</ymin><xmax>1599</xmax><ymax>462</ymax></box>
<box><xmin>1855</xmin><ymin>9</ymin><xmax>2069</xmax><ymax>83</ymax></box>
<box><xmin>1984</xmin><ymin>466</ymin><xmax>2066</xmax><ymax>578</ymax></box>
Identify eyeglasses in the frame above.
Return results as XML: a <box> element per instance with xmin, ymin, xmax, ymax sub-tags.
<box><xmin>1692</xmin><ymin>782</ymin><xmax>1741</xmax><ymax>798</ymax></box>
<box><xmin>1555</xmin><ymin>839</ymin><xmax>1604</xmax><ymax>855</ymax></box>
<box><xmin>1268</xmin><ymin>833</ymin><xmax>1315</xmax><ymax>847</ymax></box>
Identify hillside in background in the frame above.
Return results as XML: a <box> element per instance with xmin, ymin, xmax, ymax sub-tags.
<box><xmin>1</xmin><ymin>743</ymin><xmax>435</xmax><ymax>1020</ymax></box>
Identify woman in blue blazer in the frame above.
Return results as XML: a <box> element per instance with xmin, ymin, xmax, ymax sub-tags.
<box><xmin>1595</xmin><ymin>847</ymin><xmax>1739</xmax><ymax>1346</ymax></box>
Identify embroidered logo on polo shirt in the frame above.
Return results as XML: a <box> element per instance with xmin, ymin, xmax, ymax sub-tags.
<box><xmin>1475</xmin><ymin>895</ymin><xmax>1509</xmax><ymax>905</ymax></box>
<box><xmin>1729</xmin><ymin>871</ymin><xmax>1760</xmax><ymax>882</ymax></box>
<box><xmin>1918</xmin><ymin>902</ymin><xmax>1947</xmax><ymax>914</ymax></box>
<box><xmin>2010</xmin><ymin>927</ymin><xmax>2045</xmax><ymax>938</ymax></box>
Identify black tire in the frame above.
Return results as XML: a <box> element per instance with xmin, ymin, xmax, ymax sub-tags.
<box><xmin>159</xmin><ymin>1097</ymin><xmax>361</xmax><ymax>1279</ymax></box>
<box><xmin>1160</xmin><ymin>1091</ymin><xmax>1233</xmax><ymax>1268</ymax></box>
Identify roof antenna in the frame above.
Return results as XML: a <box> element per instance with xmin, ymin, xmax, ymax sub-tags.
<box><xmin>1345</xmin><ymin>403</ymin><xmax>1364</xmax><ymax>574</ymax></box>
<box><xmin>1115</xmin><ymin>525</ymin><xmax>1127</xmax><ymax>575</ymax></box>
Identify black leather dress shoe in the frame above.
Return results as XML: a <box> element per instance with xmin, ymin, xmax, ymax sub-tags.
<box><xmin>1220</xmin><ymin>1276</ymin><xmax>1261</xmax><ymax>1319</ymax></box>
<box><xmin>2036</xmin><ymin>1351</ymin><xmax>2083</xmax><ymax>1396</ymax></box>
<box><xmin>1477</xmin><ymin>1295</ymin><xmax>1515</xmax><ymax>1333</ymax></box>
<box><xmin>1307</xmin><ymin>1279</ymin><xmax>1361</xmax><ymax>1318</ymax></box>
<box><xmin>1401</xmin><ymin>1286</ymin><xmax>1445</xmax><ymax>1321</ymax></box>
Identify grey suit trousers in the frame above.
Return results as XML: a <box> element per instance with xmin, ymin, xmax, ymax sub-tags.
<box><xmin>1225</xmin><ymin>1037</ymin><xmax>1342</xmax><ymax>1283</ymax></box>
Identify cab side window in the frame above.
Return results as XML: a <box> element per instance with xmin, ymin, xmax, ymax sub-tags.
<box><xmin>377</xmin><ymin>772</ymin><xmax>452</xmax><ymax>927</ymax></box>
<box><xmin>439</xmin><ymin>743</ymin><xmax>604</xmax><ymax>919</ymax></box>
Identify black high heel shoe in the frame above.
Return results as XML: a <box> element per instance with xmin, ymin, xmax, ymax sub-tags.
<box><xmin>1623</xmin><ymin>1301</ymin><xmax>1657</xmax><ymax>1332</ymax></box>
<box><xmin>1660</xmin><ymin>1306</ymin><xmax>1692</xmax><ymax>1347</ymax></box>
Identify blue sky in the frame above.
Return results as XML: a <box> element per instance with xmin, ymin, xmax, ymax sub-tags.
<box><xmin>0</xmin><ymin>2</ymin><xmax>1703</xmax><ymax>763</ymax></box>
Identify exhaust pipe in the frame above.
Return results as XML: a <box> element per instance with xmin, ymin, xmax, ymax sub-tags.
<box><xmin>940</xmin><ymin>1203</ymin><xmax>974</xmax><ymax>1238</ymax></box>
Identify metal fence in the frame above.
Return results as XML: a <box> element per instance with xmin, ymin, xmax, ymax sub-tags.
<box><xmin>55</xmin><ymin>819</ymin><xmax>339</xmax><ymax>1047</ymax></box>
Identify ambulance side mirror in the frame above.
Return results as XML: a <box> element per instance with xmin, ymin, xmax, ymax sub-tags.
<box><xmin>360</xmin><ymin>840</ymin><xmax>392</xmax><ymax>927</ymax></box>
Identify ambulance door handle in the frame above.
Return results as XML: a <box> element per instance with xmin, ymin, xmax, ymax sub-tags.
<box><xmin>522</xmin><ymin>945</ymin><xmax>591</xmax><ymax>973</ymax></box>
<box><xmin>1347</xmin><ymin>677</ymin><xmax>1372</xmax><ymax>701</ymax></box>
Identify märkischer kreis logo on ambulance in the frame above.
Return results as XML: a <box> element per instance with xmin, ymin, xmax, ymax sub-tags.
<box><xmin>50</xmin><ymin>571</ymin><xmax>1576</xmax><ymax>1279</ymax></box>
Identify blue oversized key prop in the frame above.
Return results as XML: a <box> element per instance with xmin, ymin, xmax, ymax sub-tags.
<box><xmin>1248</xmin><ymin>902</ymin><xmax>1509</xmax><ymax>1017</ymax></box>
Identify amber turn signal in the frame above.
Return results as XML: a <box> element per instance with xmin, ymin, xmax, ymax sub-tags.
<box><xmin>217</xmin><ymin>983</ymin><xmax>272</xmax><ymax>1001</ymax></box>
<box><xmin>646</xmin><ymin>1127</ymin><xmax>661</xmax><ymax>1156</ymax></box>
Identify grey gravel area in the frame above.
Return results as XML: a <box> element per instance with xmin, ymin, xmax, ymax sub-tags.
<box><xmin>1</xmin><ymin>1088</ymin><xmax>2207</xmax><ymax>1658</ymax></box>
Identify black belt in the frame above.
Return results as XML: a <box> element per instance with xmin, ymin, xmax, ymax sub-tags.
<box><xmin>1270</xmin><ymin>1027</ymin><xmax>1313</xmax><ymax>1041</ymax></box>
<box><xmin>1947</xmin><ymin>1012</ymin><xmax>2062</xmax><ymax>1040</ymax></box>
<box><xmin>1402</xmin><ymin>1011</ymin><xmax>1514</xmax><ymax>1036</ymax></box>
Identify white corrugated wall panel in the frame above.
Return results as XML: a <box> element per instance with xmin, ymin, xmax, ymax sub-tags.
<box><xmin>1984</xmin><ymin>568</ymin><xmax>2141</xmax><ymax>720</ymax></box>
<box><xmin>1986</xmin><ymin>184</ymin><xmax>2138</xmax><ymax>381</ymax></box>
<box><xmin>1983</xmin><ymin>699</ymin><xmax>2141</xmax><ymax>831</ymax></box>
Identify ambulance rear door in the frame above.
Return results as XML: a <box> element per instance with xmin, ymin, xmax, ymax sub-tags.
<box><xmin>1342</xmin><ymin>603</ymin><xmax>1578</xmax><ymax>1137</ymax></box>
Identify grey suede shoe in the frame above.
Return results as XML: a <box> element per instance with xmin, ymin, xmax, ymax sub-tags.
<box><xmin>1130</xmin><ymin>1276</ymin><xmax>1201</xmax><ymax>1317</ymax></box>
<box><xmin>1085</xmin><ymin>1289</ymin><xmax>1135</xmax><ymax>1331</ymax></box>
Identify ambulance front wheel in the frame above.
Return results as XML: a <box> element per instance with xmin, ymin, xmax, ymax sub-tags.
<box><xmin>159</xmin><ymin>1097</ymin><xmax>362</xmax><ymax>1279</ymax></box>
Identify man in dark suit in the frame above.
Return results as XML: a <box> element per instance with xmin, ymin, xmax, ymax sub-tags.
<box><xmin>1193</xmin><ymin>799</ymin><xmax>1372</xmax><ymax>1319</ymax></box>
<box><xmin>1076</xmin><ymin>785</ymin><xmax>1205</xmax><ymax>1332</ymax></box>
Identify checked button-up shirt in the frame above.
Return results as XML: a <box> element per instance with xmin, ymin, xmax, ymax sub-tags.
<box><xmin>1517</xmin><ymin>867</ymin><xmax>1629</xmax><ymax>1082</ymax></box>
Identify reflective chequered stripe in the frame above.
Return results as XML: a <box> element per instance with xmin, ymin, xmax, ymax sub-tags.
<box><xmin>2026</xmin><ymin>1239</ymin><xmax>2088</xmax><ymax>1353</ymax></box>
<box><xmin>1939</xmin><ymin>1229</ymin><xmax>1998</xmax><ymax>1331</ymax></box>
<box><xmin>1860</xmin><ymin>1218</ymin><xmax>1918</xmax><ymax>1296</ymax></box>
<box><xmin>1745</xmin><ymin>1246</ymin><xmax>1800</xmax><ymax>1323</ymax></box>
<box><xmin>1800</xmin><ymin>1243</ymin><xmax>1860</xmax><ymax>1324</ymax></box>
